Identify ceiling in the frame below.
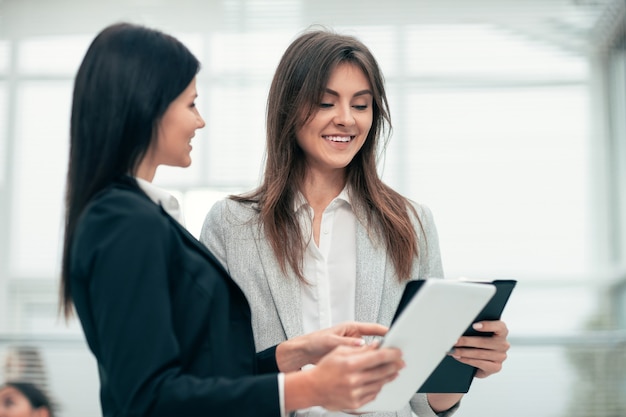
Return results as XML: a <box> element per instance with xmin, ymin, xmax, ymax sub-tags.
<box><xmin>0</xmin><ymin>0</ymin><xmax>623</xmax><ymax>53</ymax></box>
<box><xmin>304</xmin><ymin>0</ymin><xmax>625</xmax><ymax>53</ymax></box>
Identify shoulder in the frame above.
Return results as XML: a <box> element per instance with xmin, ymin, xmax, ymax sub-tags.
<box><xmin>407</xmin><ymin>200</ymin><xmax>435</xmax><ymax>223</ymax></box>
<box><xmin>92</xmin><ymin>185</ymin><xmax>161</xmax><ymax>218</ymax></box>
<box><xmin>405</xmin><ymin>199</ymin><xmax>440</xmax><ymax>239</ymax></box>
<box><xmin>76</xmin><ymin>184</ymin><xmax>169</xmax><ymax>243</ymax></box>
<box><xmin>95</xmin><ymin>184</ymin><xmax>156</xmax><ymax>210</ymax></box>
<box><xmin>201</xmin><ymin>196</ymin><xmax>259</xmax><ymax>246</ymax></box>
<box><xmin>70</xmin><ymin>184</ymin><xmax>176</xmax><ymax>278</ymax></box>
<box><xmin>207</xmin><ymin>197</ymin><xmax>259</xmax><ymax>225</ymax></box>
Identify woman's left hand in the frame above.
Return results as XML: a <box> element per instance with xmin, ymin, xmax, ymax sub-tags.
<box><xmin>448</xmin><ymin>320</ymin><xmax>510</xmax><ymax>378</ymax></box>
<box><xmin>276</xmin><ymin>321</ymin><xmax>388</xmax><ymax>372</ymax></box>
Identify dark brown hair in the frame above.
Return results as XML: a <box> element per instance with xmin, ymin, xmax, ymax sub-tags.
<box><xmin>60</xmin><ymin>23</ymin><xmax>200</xmax><ymax>318</ymax></box>
<box><xmin>234</xmin><ymin>29</ymin><xmax>422</xmax><ymax>282</ymax></box>
<box><xmin>1</xmin><ymin>381</ymin><xmax>56</xmax><ymax>417</ymax></box>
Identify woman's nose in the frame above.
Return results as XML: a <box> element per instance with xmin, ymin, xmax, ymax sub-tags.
<box><xmin>334</xmin><ymin>104</ymin><xmax>355</xmax><ymax>127</ymax></box>
<box><xmin>197</xmin><ymin>114</ymin><xmax>206</xmax><ymax>129</ymax></box>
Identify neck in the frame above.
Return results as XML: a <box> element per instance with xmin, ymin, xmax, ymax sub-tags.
<box><xmin>300</xmin><ymin>169</ymin><xmax>346</xmax><ymax>211</ymax></box>
<box><xmin>136</xmin><ymin>158</ymin><xmax>156</xmax><ymax>182</ymax></box>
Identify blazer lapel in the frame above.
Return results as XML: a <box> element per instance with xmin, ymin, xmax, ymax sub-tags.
<box><xmin>162</xmin><ymin>207</ymin><xmax>232</xmax><ymax>275</ymax></box>
<box><xmin>117</xmin><ymin>177</ymin><xmax>232</xmax><ymax>279</ymax></box>
<box><xmin>251</xmin><ymin>223</ymin><xmax>304</xmax><ymax>339</ymax></box>
<box><xmin>354</xmin><ymin>219</ymin><xmax>387</xmax><ymax>325</ymax></box>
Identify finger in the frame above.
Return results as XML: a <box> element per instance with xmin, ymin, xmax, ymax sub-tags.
<box><xmin>455</xmin><ymin>334</ymin><xmax>510</xmax><ymax>350</ymax></box>
<box><xmin>332</xmin><ymin>335</ymin><xmax>367</xmax><ymax>347</ymax></box>
<box><xmin>455</xmin><ymin>357</ymin><xmax>504</xmax><ymax>378</ymax></box>
<box><xmin>367</xmin><ymin>338</ymin><xmax>382</xmax><ymax>348</ymax></box>
<box><xmin>345</xmin><ymin>322</ymin><xmax>389</xmax><ymax>337</ymax></box>
<box><xmin>344</xmin><ymin>353</ymin><xmax>403</xmax><ymax>389</ymax></box>
<box><xmin>339</xmin><ymin>367</ymin><xmax>402</xmax><ymax>412</ymax></box>
<box><xmin>353</xmin><ymin>367</ymin><xmax>402</xmax><ymax>404</ymax></box>
<box><xmin>362</xmin><ymin>346</ymin><xmax>403</xmax><ymax>370</ymax></box>
<box><xmin>449</xmin><ymin>347</ymin><xmax>508</xmax><ymax>363</ymax></box>
<box><xmin>360</xmin><ymin>360</ymin><xmax>404</xmax><ymax>386</ymax></box>
<box><xmin>342</xmin><ymin>371</ymin><xmax>399</xmax><ymax>410</ymax></box>
<box><xmin>341</xmin><ymin>388</ymin><xmax>380</xmax><ymax>412</ymax></box>
<box><xmin>472</xmin><ymin>320</ymin><xmax>509</xmax><ymax>336</ymax></box>
<box><xmin>333</xmin><ymin>345</ymin><xmax>402</xmax><ymax>377</ymax></box>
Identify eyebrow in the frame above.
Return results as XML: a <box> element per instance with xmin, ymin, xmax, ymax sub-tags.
<box><xmin>325</xmin><ymin>88</ymin><xmax>373</xmax><ymax>98</ymax></box>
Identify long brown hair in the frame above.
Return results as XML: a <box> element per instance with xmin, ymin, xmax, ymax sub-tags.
<box><xmin>234</xmin><ymin>29</ymin><xmax>422</xmax><ymax>282</ymax></box>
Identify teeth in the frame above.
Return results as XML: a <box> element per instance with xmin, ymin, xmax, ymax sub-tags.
<box><xmin>325</xmin><ymin>136</ymin><xmax>351</xmax><ymax>143</ymax></box>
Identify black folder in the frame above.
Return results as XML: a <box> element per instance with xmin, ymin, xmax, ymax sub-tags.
<box><xmin>390</xmin><ymin>279</ymin><xmax>517</xmax><ymax>393</ymax></box>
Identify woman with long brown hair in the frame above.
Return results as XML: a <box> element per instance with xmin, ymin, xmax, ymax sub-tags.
<box><xmin>201</xmin><ymin>29</ymin><xmax>510</xmax><ymax>417</ymax></box>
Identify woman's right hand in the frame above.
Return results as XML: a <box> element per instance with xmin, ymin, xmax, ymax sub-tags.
<box><xmin>284</xmin><ymin>343</ymin><xmax>404</xmax><ymax>412</ymax></box>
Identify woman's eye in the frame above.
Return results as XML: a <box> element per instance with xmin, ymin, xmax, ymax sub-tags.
<box><xmin>320</xmin><ymin>103</ymin><xmax>333</xmax><ymax>108</ymax></box>
<box><xmin>353</xmin><ymin>104</ymin><xmax>368</xmax><ymax>110</ymax></box>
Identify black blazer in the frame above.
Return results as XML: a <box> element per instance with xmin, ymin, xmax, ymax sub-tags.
<box><xmin>70</xmin><ymin>177</ymin><xmax>280</xmax><ymax>417</ymax></box>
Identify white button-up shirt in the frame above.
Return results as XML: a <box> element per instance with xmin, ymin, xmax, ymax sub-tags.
<box><xmin>295</xmin><ymin>187</ymin><xmax>358</xmax><ymax>417</ymax></box>
<box><xmin>135</xmin><ymin>177</ymin><xmax>185</xmax><ymax>226</ymax></box>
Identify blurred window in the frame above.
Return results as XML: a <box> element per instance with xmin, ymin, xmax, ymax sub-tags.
<box><xmin>10</xmin><ymin>81</ymin><xmax>70</xmax><ymax>278</ymax></box>
<box><xmin>0</xmin><ymin>83</ymin><xmax>6</xmax><ymax>186</ymax></box>
<box><xmin>0</xmin><ymin>2</ymin><xmax>624</xmax><ymax>416</ymax></box>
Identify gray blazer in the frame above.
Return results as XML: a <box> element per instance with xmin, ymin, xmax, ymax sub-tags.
<box><xmin>200</xmin><ymin>198</ymin><xmax>459</xmax><ymax>417</ymax></box>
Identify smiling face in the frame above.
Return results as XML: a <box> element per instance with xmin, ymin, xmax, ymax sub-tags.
<box><xmin>138</xmin><ymin>77</ymin><xmax>205</xmax><ymax>181</ymax></box>
<box><xmin>296</xmin><ymin>63</ymin><xmax>373</xmax><ymax>178</ymax></box>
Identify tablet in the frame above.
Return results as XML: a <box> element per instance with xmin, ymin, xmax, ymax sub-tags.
<box><xmin>353</xmin><ymin>279</ymin><xmax>496</xmax><ymax>413</ymax></box>
<box><xmin>415</xmin><ymin>279</ymin><xmax>516</xmax><ymax>392</ymax></box>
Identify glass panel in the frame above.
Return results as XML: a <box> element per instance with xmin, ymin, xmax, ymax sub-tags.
<box><xmin>403</xmin><ymin>86</ymin><xmax>589</xmax><ymax>278</ymax></box>
<box><xmin>335</xmin><ymin>25</ymin><xmax>398</xmax><ymax>77</ymax></box>
<box><xmin>506</xmin><ymin>285</ymin><xmax>601</xmax><ymax>335</ymax></box>
<box><xmin>459</xmin><ymin>342</ymin><xmax>626</xmax><ymax>417</ymax></box>
<box><xmin>0</xmin><ymin>82</ymin><xmax>6</xmax><ymax>186</ymax></box>
<box><xmin>222</xmin><ymin>0</ymin><xmax>301</xmax><ymax>31</ymax></box>
<box><xmin>209</xmin><ymin>31</ymin><xmax>295</xmax><ymax>76</ymax></box>
<box><xmin>0</xmin><ymin>40</ymin><xmax>9</xmax><ymax>74</ymax></box>
<box><xmin>183</xmin><ymin>188</ymin><xmax>236</xmax><ymax>239</ymax></box>
<box><xmin>17</xmin><ymin>35</ymin><xmax>92</xmax><ymax>75</ymax></box>
<box><xmin>10</xmin><ymin>81</ymin><xmax>71</xmax><ymax>277</ymax></box>
<box><xmin>405</xmin><ymin>24</ymin><xmax>589</xmax><ymax>81</ymax></box>
<box><xmin>610</xmin><ymin>50</ymin><xmax>626</xmax><ymax>269</ymax></box>
<box><xmin>204</xmin><ymin>82</ymin><xmax>267</xmax><ymax>187</ymax></box>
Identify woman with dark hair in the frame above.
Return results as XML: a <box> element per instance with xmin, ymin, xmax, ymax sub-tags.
<box><xmin>0</xmin><ymin>382</ymin><xmax>55</xmax><ymax>417</ymax></box>
<box><xmin>60</xmin><ymin>22</ymin><xmax>404</xmax><ymax>417</ymax></box>
<box><xmin>201</xmin><ymin>29</ymin><xmax>510</xmax><ymax>417</ymax></box>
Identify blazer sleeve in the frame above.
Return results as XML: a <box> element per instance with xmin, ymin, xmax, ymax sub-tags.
<box><xmin>414</xmin><ymin>202</ymin><xmax>445</xmax><ymax>279</ymax></box>
<box><xmin>71</xmin><ymin>194</ymin><xmax>280</xmax><ymax>417</ymax></box>
<box><xmin>257</xmin><ymin>346</ymin><xmax>280</xmax><ymax>373</ymax></box>
<box><xmin>201</xmin><ymin>199</ymin><xmax>282</xmax><ymax>374</ymax></box>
